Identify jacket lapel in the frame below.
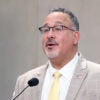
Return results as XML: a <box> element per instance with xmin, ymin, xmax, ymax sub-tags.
<box><xmin>66</xmin><ymin>55</ymin><xmax>88</xmax><ymax>100</ymax></box>
<box><xmin>30</xmin><ymin>64</ymin><xmax>49</xmax><ymax>100</ymax></box>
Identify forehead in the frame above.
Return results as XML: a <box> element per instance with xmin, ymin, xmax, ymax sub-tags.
<box><xmin>43</xmin><ymin>12</ymin><xmax>72</xmax><ymax>26</ymax></box>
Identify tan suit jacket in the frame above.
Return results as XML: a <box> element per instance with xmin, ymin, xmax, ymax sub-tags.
<box><xmin>12</xmin><ymin>54</ymin><xmax>100</xmax><ymax>100</ymax></box>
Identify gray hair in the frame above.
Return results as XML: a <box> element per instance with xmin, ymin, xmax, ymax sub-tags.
<box><xmin>50</xmin><ymin>8</ymin><xmax>79</xmax><ymax>31</ymax></box>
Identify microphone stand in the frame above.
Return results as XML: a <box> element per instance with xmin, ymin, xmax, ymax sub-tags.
<box><xmin>12</xmin><ymin>85</ymin><xmax>29</xmax><ymax>100</ymax></box>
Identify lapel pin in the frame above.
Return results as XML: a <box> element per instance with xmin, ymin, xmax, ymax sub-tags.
<box><xmin>75</xmin><ymin>75</ymin><xmax>82</xmax><ymax>79</ymax></box>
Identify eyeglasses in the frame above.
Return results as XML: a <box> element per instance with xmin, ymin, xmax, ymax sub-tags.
<box><xmin>38</xmin><ymin>25</ymin><xmax>75</xmax><ymax>34</ymax></box>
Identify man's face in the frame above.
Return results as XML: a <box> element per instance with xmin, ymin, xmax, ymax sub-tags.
<box><xmin>41</xmin><ymin>12</ymin><xmax>80</xmax><ymax>59</ymax></box>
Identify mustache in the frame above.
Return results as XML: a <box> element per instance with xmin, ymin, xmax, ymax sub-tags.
<box><xmin>45</xmin><ymin>38</ymin><xmax>58</xmax><ymax>46</ymax></box>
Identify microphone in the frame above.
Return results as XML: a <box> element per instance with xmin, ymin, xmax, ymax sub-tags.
<box><xmin>28</xmin><ymin>78</ymin><xmax>39</xmax><ymax>87</ymax></box>
<box><xmin>12</xmin><ymin>78</ymin><xmax>39</xmax><ymax>100</ymax></box>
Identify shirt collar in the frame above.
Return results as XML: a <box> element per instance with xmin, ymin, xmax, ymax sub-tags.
<box><xmin>60</xmin><ymin>52</ymin><xmax>78</xmax><ymax>78</ymax></box>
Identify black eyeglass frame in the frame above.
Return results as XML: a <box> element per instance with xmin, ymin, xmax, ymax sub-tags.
<box><xmin>38</xmin><ymin>25</ymin><xmax>75</xmax><ymax>34</ymax></box>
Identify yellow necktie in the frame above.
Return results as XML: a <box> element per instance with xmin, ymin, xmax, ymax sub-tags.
<box><xmin>48</xmin><ymin>71</ymin><xmax>61</xmax><ymax>100</ymax></box>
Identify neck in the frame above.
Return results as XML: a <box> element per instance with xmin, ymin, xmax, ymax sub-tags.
<box><xmin>49</xmin><ymin>50</ymin><xmax>77</xmax><ymax>70</ymax></box>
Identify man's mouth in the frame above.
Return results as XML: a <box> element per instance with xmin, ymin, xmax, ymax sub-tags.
<box><xmin>46</xmin><ymin>42</ymin><xmax>58</xmax><ymax>48</ymax></box>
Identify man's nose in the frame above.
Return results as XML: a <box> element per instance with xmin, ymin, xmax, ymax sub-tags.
<box><xmin>47</xmin><ymin>29</ymin><xmax>56</xmax><ymax>38</ymax></box>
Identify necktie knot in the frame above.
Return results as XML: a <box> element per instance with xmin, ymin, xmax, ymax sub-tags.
<box><xmin>53</xmin><ymin>71</ymin><xmax>61</xmax><ymax>79</ymax></box>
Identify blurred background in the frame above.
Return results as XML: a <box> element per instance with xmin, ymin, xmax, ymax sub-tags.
<box><xmin>0</xmin><ymin>0</ymin><xmax>100</xmax><ymax>100</ymax></box>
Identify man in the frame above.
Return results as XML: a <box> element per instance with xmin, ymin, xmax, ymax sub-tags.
<box><xmin>12</xmin><ymin>8</ymin><xmax>100</xmax><ymax>100</ymax></box>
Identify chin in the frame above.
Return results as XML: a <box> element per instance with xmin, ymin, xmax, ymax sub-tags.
<box><xmin>45</xmin><ymin>49</ymin><xmax>59</xmax><ymax>58</ymax></box>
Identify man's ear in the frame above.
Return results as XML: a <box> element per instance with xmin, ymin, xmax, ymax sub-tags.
<box><xmin>73</xmin><ymin>31</ymin><xmax>80</xmax><ymax>45</ymax></box>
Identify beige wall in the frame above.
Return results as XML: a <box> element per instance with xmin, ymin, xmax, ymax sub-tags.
<box><xmin>0</xmin><ymin>0</ymin><xmax>100</xmax><ymax>100</ymax></box>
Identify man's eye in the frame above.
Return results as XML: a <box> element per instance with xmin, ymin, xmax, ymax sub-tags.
<box><xmin>43</xmin><ymin>28</ymin><xmax>49</xmax><ymax>32</ymax></box>
<box><xmin>55</xmin><ymin>26</ymin><xmax>63</xmax><ymax>31</ymax></box>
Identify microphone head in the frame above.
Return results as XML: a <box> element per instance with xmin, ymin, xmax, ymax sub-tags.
<box><xmin>28</xmin><ymin>78</ymin><xmax>39</xmax><ymax>87</ymax></box>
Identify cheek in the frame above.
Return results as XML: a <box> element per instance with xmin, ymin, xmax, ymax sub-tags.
<box><xmin>62</xmin><ymin>34</ymin><xmax>73</xmax><ymax>43</ymax></box>
<box><xmin>42</xmin><ymin>35</ymin><xmax>46</xmax><ymax>45</ymax></box>
<box><xmin>41</xmin><ymin>37</ymin><xmax>45</xmax><ymax>50</ymax></box>
<box><xmin>59</xmin><ymin>35</ymin><xmax>74</xmax><ymax>48</ymax></box>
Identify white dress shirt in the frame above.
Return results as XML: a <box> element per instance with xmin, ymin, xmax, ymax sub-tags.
<box><xmin>41</xmin><ymin>53</ymin><xmax>79</xmax><ymax>100</ymax></box>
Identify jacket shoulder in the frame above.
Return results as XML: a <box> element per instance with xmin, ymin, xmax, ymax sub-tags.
<box><xmin>16</xmin><ymin>65</ymin><xmax>47</xmax><ymax>86</ymax></box>
<box><xmin>86</xmin><ymin>60</ymin><xmax>100</xmax><ymax>73</ymax></box>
